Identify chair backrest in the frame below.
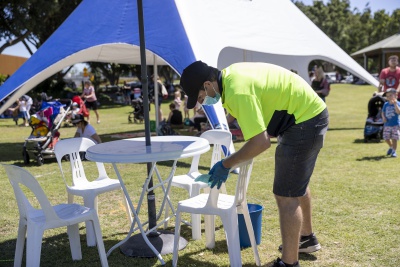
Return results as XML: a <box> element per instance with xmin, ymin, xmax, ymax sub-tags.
<box><xmin>233</xmin><ymin>159</ymin><xmax>254</xmax><ymax>207</ymax></box>
<box><xmin>200</xmin><ymin>129</ymin><xmax>232</xmax><ymax>169</ymax></box>
<box><xmin>205</xmin><ymin>158</ymin><xmax>254</xmax><ymax>209</ymax></box>
<box><xmin>54</xmin><ymin>137</ymin><xmax>107</xmax><ymax>186</ymax></box>
<box><xmin>185</xmin><ymin>129</ymin><xmax>232</xmax><ymax>175</ymax></box>
<box><xmin>2</xmin><ymin>164</ymin><xmax>60</xmax><ymax>223</ymax></box>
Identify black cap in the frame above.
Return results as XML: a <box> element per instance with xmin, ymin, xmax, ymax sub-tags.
<box><xmin>180</xmin><ymin>61</ymin><xmax>210</xmax><ymax>109</ymax></box>
<box><xmin>71</xmin><ymin>114</ymin><xmax>84</xmax><ymax>124</ymax></box>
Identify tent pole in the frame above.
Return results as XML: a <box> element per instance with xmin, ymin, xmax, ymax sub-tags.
<box><xmin>154</xmin><ymin>55</ymin><xmax>160</xmax><ymax>129</ymax></box>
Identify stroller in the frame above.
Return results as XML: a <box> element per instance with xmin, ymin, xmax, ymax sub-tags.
<box><xmin>128</xmin><ymin>97</ymin><xmax>145</xmax><ymax>123</ymax></box>
<box><xmin>364</xmin><ymin>94</ymin><xmax>386</xmax><ymax>142</ymax></box>
<box><xmin>22</xmin><ymin>99</ymin><xmax>72</xmax><ymax>165</ymax></box>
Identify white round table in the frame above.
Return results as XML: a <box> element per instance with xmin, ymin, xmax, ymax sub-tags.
<box><xmin>86</xmin><ymin>136</ymin><xmax>210</xmax><ymax>265</ymax></box>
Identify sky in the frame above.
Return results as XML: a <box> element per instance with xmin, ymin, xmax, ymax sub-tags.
<box><xmin>301</xmin><ymin>0</ymin><xmax>399</xmax><ymax>14</ymax></box>
<box><xmin>1</xmin><ymin>0</ymin><xmax>399</xmax><ymax>59</ymax></box>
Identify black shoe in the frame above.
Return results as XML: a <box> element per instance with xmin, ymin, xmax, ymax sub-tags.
<box><xmin>278</xmin><ymin>233</ymin><xmax>321</xmax><ymax>253</ymax></box>
<box><xmin>272</xmin><ymin>257</ymin><xmax>301</xmax><ymax>267</ymax></box>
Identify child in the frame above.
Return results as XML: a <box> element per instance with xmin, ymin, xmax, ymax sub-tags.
<box><xmin>66</xmin><ymin>102</ymin><xmax>80</xmax><ymax>124</ymax></box>
<box><xmin>173</xmin><ymin>88</ymin><xmax>182</xmax><ymax>110</ymax></box>
<box><xmin>167</xmin><ymin>103</ymin><xmax>183</xmax><ymax>126</ymax></box>
<box><xmin>183</xmin><ymin>94</ymin><xmax>190</xmax><ymax>119</ymax></box>
<box><xmin>382</xmin><ymin>88</ymin><xmax>400</xmax><ymax>157</ymax></box>
<box><xmin>81</xmin><ymin>81</ymin><xmax>100</xmax><ymax>124</ymax></box>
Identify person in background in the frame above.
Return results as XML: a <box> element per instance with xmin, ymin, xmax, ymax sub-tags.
<box><xmin>81</xmin><ymin>81</ymin><xmax>100</xmax><ymax>124</ymax></box>
<box><xmin>66</xmin><ymin>102</ymin><xmax>80</xmax><ymax>124</ymax></box>
<box><xmin>23</xmin><ymin>95</ymin><xmax>33</xmax><ymax>119</ymax></box>
<box><xmin>8</xmin><ymin>99</ymin><xmax>21</xmax><ymax>125</ymax></box>
<box><xmin>381</xmin><ymin>88</ymin><xmax>400</xmax><ymax>157</ymax></box>
<box><xmin>379</xmin><ymin>55</ymin><xmax>400</xmax><ymax>95</ymax></box>
<box><xmin>308</xmin><ymin>71</ymin><xmax>315</xmax><ymax>82</ymax></box>
<box><xmin>149</xmin><ymin>75</ymin><xmax>166</xmax><ymax>121</ymax></box>
<box><xmin>167</xmin><ymin>103</ymin><xmax>183</xmax><ymax>127</ymax></box>
<box><xmin>18</xmin><ymin>97</ymin><xmax>29</xmax><ymax>126</ymax></box>
<box><xmin>72</xmin><ymin>114</ymin><xmax>102</xmax><ymax>144</ymax></box>
<box><xmin>188</xmin><ymin>102</ymin><xmax>207</xmax><ymax>132</ymax></box>
<box><xmin>122</xmin><ymin>81</ymin><xmax>132</xmax><ymax>105</ymax></box>
<box><xmin>180</xmin><ymin>61</ymin><xmax>328</xmax><ymax>267</ymax></box>
<box><xmin>311</xmin><ymin>67</ymin><xmax>330</xmax><ymax>102</ymax></box>
<box><xmin>183</xmin><ymin>94</ymin><xmax>190</xmax><ymax>119</ymax></box>
<box><xmin>335</xmin><ymin>70</ymin><xmax>342</xmax><ymax>83</ymax></box>
<box><xmin>174</xmin><ymin>88</ymin><xmax>182</xmax><ymax>111</ymax></box>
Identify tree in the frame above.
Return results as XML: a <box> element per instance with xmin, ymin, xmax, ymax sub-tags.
<box><xmin>0</xmin><ymin>0</ymin><xmax>81</xmax><ymax>55</ymax></box>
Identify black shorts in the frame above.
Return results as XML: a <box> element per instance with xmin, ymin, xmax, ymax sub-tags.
<box><xmin>273</xmin><ymin>108</ymin><xmax>329</xmax><ymax>197</ymax></box>
<box><xmin>85</xmin><ymin>101</ymin><xmax>98</xmax><ymax>110</ymax></box>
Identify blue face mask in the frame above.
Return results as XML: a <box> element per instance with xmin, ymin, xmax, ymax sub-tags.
<box><xmin>202</xmin><ymin>85</ymin><xmax>221</xmax><ymax>105</ymax></box>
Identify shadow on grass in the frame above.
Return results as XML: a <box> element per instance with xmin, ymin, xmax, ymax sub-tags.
<box><xmin>356</xmin><ymin>155</ymin><xmax>388</xmax><ymax>161</ymax></box>
<box><xmin>353</xmin><ymin>138</ymin><xmax>382</xmax><ymax>144</ymax></box>
<box><xmin>328</xmin><ymin>127</ymin><xmax>364</xmax><ymax>131</ymax></box>
<box><xmin>1</xmin><ymin>223</ymin><xmax>318</xmax><ymax>267</ymax></box>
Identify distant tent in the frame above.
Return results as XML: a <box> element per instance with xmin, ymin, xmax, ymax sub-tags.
<box><xmin>351</xmin><ymin>33</ymin><xmax>400</xmax><ymax>71</ymax></box>
<box><xmin>0</xmin><ymin>0</ymin><xmax>378</xmax><ymax>114</ymax></box>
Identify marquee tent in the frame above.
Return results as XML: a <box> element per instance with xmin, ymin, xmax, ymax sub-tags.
<box><xmin>0</xmin><ymin>0</ymin><xmax>379</xmax><ymax>114</ymax></box>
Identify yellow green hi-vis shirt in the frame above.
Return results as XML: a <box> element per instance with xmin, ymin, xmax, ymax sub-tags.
<box><xmin>221</xmin><ymin>63</ymin><xmax>326</xmax><ymax>141</ymax></box>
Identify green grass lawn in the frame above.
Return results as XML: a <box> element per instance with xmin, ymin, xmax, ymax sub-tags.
<box><xmin>1</xmin><ymin>84</ymin><xmax>399</xmax><ymax>267</ymax></box>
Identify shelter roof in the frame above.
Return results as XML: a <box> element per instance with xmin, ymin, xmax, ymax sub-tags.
<box><xmin>351</xmin><ymin>33</ymin><xmax>400</xmax><ymax>57</ymax></box>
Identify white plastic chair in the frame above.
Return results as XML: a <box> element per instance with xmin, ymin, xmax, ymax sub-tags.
<box><xmin>172</xmin><ymin>158</ymin><xmax>261</xmax><ymax>267</ymax></box>
<box><xmin>2</xmin><ymin>164</ymin><xmax>109</xmax><ymax>267</ymax></box>
<box><xmin>54</xmin><ymin>137</ymin><xmax>132</xmax><ymax>247</ymax></box>
<box><xmin>166</xmin><ymin>129</ymin><xmax>231</xmax><ymax>240</ymax></box>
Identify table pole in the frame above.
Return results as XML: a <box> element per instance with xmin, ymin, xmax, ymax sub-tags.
<box><xmin>147</xmin><ymin>162</ymin><xmax>157</xmax><ymax>235</ymax></box>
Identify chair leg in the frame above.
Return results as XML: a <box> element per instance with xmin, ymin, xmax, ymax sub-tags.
<box><xmin>204</xmin><ymin>214</ymin><xmax>215</xmax><ymax>249</ymax></box>
<box><xmin>172</xmin><ymin>210</ymin><xmax>182</xmax><ymax>267</ymax></box>
<box><xmin>83</xmin><ymin>196</ymin><xmax>97</xmax><ymax>247</ymax></box>
<box><xmin>14</xmin><ymin>219</ymin><xmax>26</xmax><ymax>267</ymax></box>
<box><xmin>189</xmin><ymin>185</ymin><xmax>201</xmax><ymax>240</ymax></box>
<box><xmin>91</xmin><ymin>215</ymin><xmax>109</xmax><ymax>267</ymax></box>
<box><xmin>242</xmin><ymin>205</ymin><xmax>261</xmax><ymax>266</ymax></box>
<box><xmin>120</xmin><ymin>189</ymin><xmax>132</xmax><ymax>224</ymax></box>
<box><xmin>26</xmin><ymin>225</ymin><xmax>44</xmax><ymax>267</ymax></box>
<box><xmin>221</xmin><ymin>212</ymin><xmax>242</xmax><ymax>267</ymax></box>
<box><xmin>67</xmin><ymin>224</ymin><xmax>82</xmax><ymax>260</ymax></box>
<box><xmin>202</xmin><ymin>187</ymin><xmax>215</xmax><ymax>248</ymax></box>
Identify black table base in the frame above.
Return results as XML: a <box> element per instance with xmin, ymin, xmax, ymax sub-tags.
<box><xmin>120</xmin><ymin>230</ymin><xmax>188</xmax><ymax>257</ymax></box>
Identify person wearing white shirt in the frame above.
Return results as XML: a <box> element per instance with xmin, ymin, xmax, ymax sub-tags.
<box><xmin>72</xmin><ymin>114</ymin><xmax>102</xmax><ymax>144</ymax></box>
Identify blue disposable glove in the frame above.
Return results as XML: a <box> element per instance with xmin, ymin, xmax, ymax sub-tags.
<box><xmin>208</xmin><ymin>160</ymin><xmax>230</xmax><ymax>189</ymax></box>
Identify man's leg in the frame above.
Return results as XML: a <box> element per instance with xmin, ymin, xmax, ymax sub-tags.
<box><xmin>299</xmin><ymin>187</ymin><xmax>312</xmax><ymax>236</ymax></box>
<box><xmin>275</xmin><ymin>195</ymin><xmax>302</xmax><ymax>265</ymax></box>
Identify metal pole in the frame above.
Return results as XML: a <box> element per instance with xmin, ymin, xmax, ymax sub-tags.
<box><xmin>154</xmin><ymin>55</ymin><xmax>160</xmax><ymax>129</ymax></box>
<box><xmin>136</xmin><ymin>0</ymin><xmax>157</xmax><ymax>233</ymax></box>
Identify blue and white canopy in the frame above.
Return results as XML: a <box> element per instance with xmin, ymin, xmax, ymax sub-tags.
<box><xmin>0</xmin><ymin>0</ymin><xmax>379</xmax><ymax>113</ymax></box>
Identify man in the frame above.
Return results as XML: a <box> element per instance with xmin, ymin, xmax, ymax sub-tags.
<box><xmin>379</xmin><ymin>55</ymin><xmax>400</xmax><ymax>93</ymax></box>
<box><xmin>180</xmin><ymin>61</ymin><xmax>328</xmax><ymax>267</ymax></box>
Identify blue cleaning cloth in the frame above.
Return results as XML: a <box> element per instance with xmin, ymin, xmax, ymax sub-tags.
<box><xmin>194</xmin><ymin>174</ymin><xmax>212</xmax><ymax>186</ymax></box>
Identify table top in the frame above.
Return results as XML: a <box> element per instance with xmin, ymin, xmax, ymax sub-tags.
<box><xmin>86</xmin><ymin>136</ymin><xmax>210</xmax><ymax>163</ymax></box>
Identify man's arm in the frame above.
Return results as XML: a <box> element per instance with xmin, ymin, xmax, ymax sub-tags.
<box><xmin>222</xmin><ymin>130</ymin><xmax>271</xmax><ymax>168</ymax></box>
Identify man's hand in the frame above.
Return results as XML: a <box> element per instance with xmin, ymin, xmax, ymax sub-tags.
<box><xmin>208</xmin><ymin>160</ymin><xmax>230</xmax><ymax>189</ymax></box>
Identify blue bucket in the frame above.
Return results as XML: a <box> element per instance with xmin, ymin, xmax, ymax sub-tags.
<box><xmin>238</xmin><ymin>203</ymin><xmax>263</xmax><ymax>248</ymax></box>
